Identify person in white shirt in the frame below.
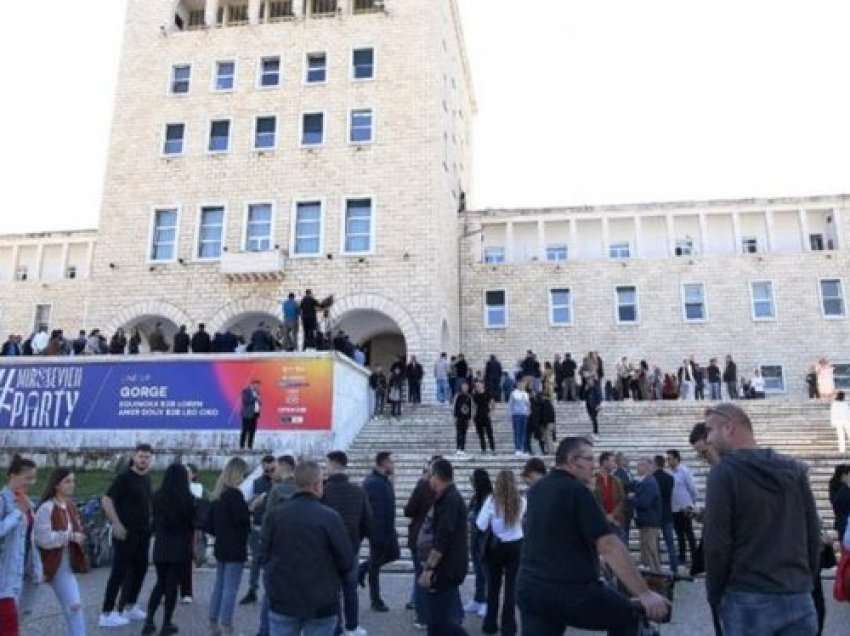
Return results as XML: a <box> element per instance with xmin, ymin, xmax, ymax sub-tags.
<box><xmin>831</xmin><ymin>392</ymin><xmax>850</xmax><ymax>454</ymax></box>
<box><xmin>666</xmin><ymin>450</ymin><xmax>698</xmax><ymax>568</ymax></box>
<box><xmin>750</xmin><ymin>369</ymin><xmax>766</xmax><ymax>398</ymax></box>
<box><xmin>508</xmin><ymin>384</ymin><xmax>531</xmax><ymax>456</ymax></box>
<box><xmin>476</xmin><ymin>469</ymin><xmax>526</xmax><ymax>636</ymax></box>
<box><xmin>31</xmin><ymin>328</ymin><xmax>50</xmax><ymax>355</ymax></box>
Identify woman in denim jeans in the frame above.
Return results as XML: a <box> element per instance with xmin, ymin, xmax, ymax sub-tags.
<box><xmin>35</xmin><ymin>468</ymin><xmax>88</xmax><ymax>636</ymax></box>
<box><xmin>0</xmin><ymin>455</ymin><xmax>42</xmax><ymax>636</ymax></box>
<box><xmin>508</xmin><ymin>382</ymin><xmax>531</xmax><ymax>456</ymax></box>
<box><xmin>208</xmin><ymin>458</ymin><xmax>250</xmax><ymax>636</ymax></box>
<box><xmin>464</xmin><ymin>469</ymin><xmax>492</xmax><ymax>618</ymax></box>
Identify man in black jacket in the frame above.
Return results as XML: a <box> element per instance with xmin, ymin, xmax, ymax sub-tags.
<box><xmin>722</xmin><ymin>355</ymin><xmax>738</xmax><ymax>400</ymax></box>
<box><xmin>190</xmin><ymin>323</ymin><xmax>211</xmax><ymax>353</ymax></box>
<box><xmin>406</xmin><ymin>356</ymin><xmax>424</xmax><ymax>404</ymax></box>
<box><xmin>404</xmin><ymin>457</ymin><xmax>441</xmax><ymax>627</ymax></box>
<box><xmin>653</xmin><ymin>455</ymin><xmax>679</xmax><ymax>576</ymax></box>
<box><xmin>359</xmin><ymin>452</ymin><xmax>398</xmax><ymax>612</ymax></box>
<box><xmin>563</xmin><ymin>353</ymin><xmax>578</xmax><ymax>401</ymax></box>
<box><xmin>241</xmin><ymin>456</ymin><xmax>276</xmax><ymax>606</ymax></box>
<box><xmin>323</xmin><ymin>451</ymin><xmax>372</xmax><ymax>636</ymax></box>
<box><xmin>484</xmin><ymin>355</ymin><xmax>503</xmax><ymax>402</ymax></box>
<box><xmin>300</xmin><ymin>289</ymin><xmax>319</xmax><ymax>349</ymax></box>
<box><xmin>704</xmin><ymin>403</ymin><xmax>821</xmax><ymax>635</ymax></box>
<box><xmin>172</xmin><ymin>325</ymin><xmax>190</xmax><ymax>354</ymax></box>
<box><xmin>259</xmin><ymin>461</ymin><xmax>353</xmax><ymax>635</ymax></box>
<box><xmin>418</xmin><ymin>459</ymin><xmax>469</xmax><ymax>635</ymax></box>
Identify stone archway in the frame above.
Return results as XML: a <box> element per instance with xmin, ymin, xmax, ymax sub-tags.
<box><xmin>106</xmin><ymin>301</ymin><xmax>193</xmax><ymax>352</ymax></box>
<box><xmin>208</xmin><ymin>297</ymin><xmax>281</xmax><ymax>341</ymax></box>
<box><xmin>329</xmin><ymin>294</ymin><xmax>423</xmax><ymax>352</ymax></box>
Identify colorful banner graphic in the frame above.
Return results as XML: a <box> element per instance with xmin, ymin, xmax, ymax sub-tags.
<box><xmin>0</xmin><ymin>357</ymin><xmax>334</xmax><ymax>431</ymax></box>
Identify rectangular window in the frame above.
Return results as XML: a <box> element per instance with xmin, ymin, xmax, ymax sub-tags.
<box><xmin>751</xmin><ymin>281</ymin><xmax>775</xmax><ymax>319</ymax></box>
<box><xmin>820</xmin><ymin>279</ymin><xmax>845</xmax><ymax>317</ymax></box>
<box><xmin>33</xmin><ymin>305</ymin><xmax>51</xmax><ymax>333</ymax></box>
<box><xmin>254</xmin><ymin>116</ymin><xmax>277</xmax><ymax>149</ymax></box>
<box><xmin>306</xmin><ymin>52</ymin><xmax>327</xmax><ymax>83</ymax></box>
<box><xmin>294</xmin><ymin>201</ymin><xmax>322</xmax><ymax>255</ymax></box>
<box><xmin>675</xmin><ymin>239</ymin><xmax>694</xmax><ymax>256</ymax></box>
<box><xmin>682</xmin><ymin>283</ymin><xmax>706</xmax><ymax>321</ymax></box>
<box><xmin>151</xmin><ymin>209</ymin><xmax>178</xmax><ymax>261</ymax></box>
<box><xmin>65</xmin><ymin>266</ymin><xmax>77</xmax><ymax>280</ymax></box>
<box><xmin>344</xmin><ymin>198</ymin><xmax>372</xmax><ymax>253</ymax></box>
<box><xmin>349</xmin><ymin>109</ymin><xmax>373</xmax><ymax>144</ymax></box>
<box><xmin>483</xmin><ymin>247</ymin><xmax>505</xmax><ymax>264</ymax></box>
<box><xmin>609</xmin><ymin>242</ymin><xmax>631</xmax><ymax>259</ymax></box>
<box><xmin>742</xmin><ymin>237</ymin><xmax>759</xmax><ymax>254</ymax></box>
<box><xmin>214</xmin><ymin>60</ymin><xmax>236</xmax><ymax>91</ymax></box>
<box><xmin>198</xmin><ymin>206</ymin><xmax>224</xmax><ymax>259</ymax></box>
<box><xmin>615</xmin><ymin>285</ymin><xmax>638</xmax><ymax>323</ymax></box>
<box><xmin>208</xmin><ymin>119</ymin><xmax>231</xmax><ymax>153</ymax></box>
<box><xmin>760</xmin><ymin>365</ymin><xmax>785</xmax><ymax>393</ymax></box>
<box><xmin>485</xmin><ymin>290</ymin><xmax>507</xmax><ymax>328</ymax></box>
<box><xmin>163</xmin><ymin>123</ymin><xmax>185</xmax><ymax>155</ymax></box>
<box><xmin>834</xmin><ymin>364</ymin><xmax>850</xmax><ymax>390</ymax></box>
<box><xmin>352</xmin><ymin>48</ymin><xmax>374</xmax><ymax>79</ymax></box>
<box><xmin>260</xmin><ymin>56</ymin><xmax>281</xmax><ymax>87</ymax></box>
<box><xmin>245</xmin><ymin>204</ymin><xmax>272</xmax><ymax>252</ymax></box>
<box><xmin>171</xmin><ymin>64</ymin><xmax>191</xmax><ymax>94</ymax></box>
<box><xmin>14</xmin><ymin>266</ymin><xmax>28</xmax><ymax>282</ymax></box>
<box><xmin>546</xmin><ymin>244</ymin><xmax>568</xmax><ymax>262</ymax></box>
<box><xmin>301</xmin><ymin>113</ymin><xmax>324</xmax><ymax>146</ymax></box>
<box><xmin>550</xmin><ymin>288</ymin><xmax>572</xmax><ymax>325</ymax></box>
<box><xmin>810</xmin><ymin>234</ymin><xmax>825</xmax><ymax>251</ymax></box>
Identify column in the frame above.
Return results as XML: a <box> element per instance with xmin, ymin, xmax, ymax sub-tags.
<box><xmin>601</xmin><ymin>216</ymin><xmax>610</xmax><ymax>258</ymax></box>
<box><xmin>698</xmin><ymin>212</ymin><xmax>709</xmax><ymax>255</ymax></box>
<box><xmin>86</xmin><ymin>242</ymin><xmax>95</xmax><ymax>279</ymax></box>
<box><xmin>249</xmin><ymin>0</ymin><xmax>262</xmax><ymax>24</ymax></box>
<box><xmin>34</xmin><ymin>244</ymin><xmax>44</xmax><ymax>282</ymax></box>
<box><xmin>537</xmin><ymin>219</ymin><xmax>546</xmax><ymax>261</ymax></box>
<box><xmin>764</xmin><ymin>210</ymin><xmax>776</xmax><ymax>253</ymax></box>
<box><xmin>732</xmin><ymin>213</ymin><xmax>742</xmax><ymax>255</ymax></box>
<box><xmin>832</xmin><ymin>207</ymin><xmax>843</xmax><ymax>249</ymax></box>
<box><xmin>798</xmin><ymin>209</ymin><xmax>810</xmax><ymax>251</ymax></box>
<box><xmin>569</xmin><ymin>217</ymin><xmax>578</xmax><ymax>260</ymax></box>
<box><xmin>293</xmin><ymin>0</ymin><xmax>304</xmax><ymax>18</ymax></box>
<box><xmin>665</xmin><ymin>214</ymin><xmax>675</xmax><ymax>257</ymax></box>
<box><xmin>10</xmin><ymin>245</ymin><xmax>19</xmax><ymax>281</ymax></box>
<box><xmin>505</xmin><ymin>222</ymin><xmax>514</xmax><ymax>264</ymax></box>
<box><xmin>205</xmin><ymin>0</ymin><xmax>220</xmax><ymax>26</ymax></box>
<box><xmin>60</xmin><ymin>243</ymin><xmax>70</xmax><ymax>281</ymax></box>
<box><xmin>633</xmin><ymin>216</ymin><xmax>642</xmax><ymax>259</ymax></box>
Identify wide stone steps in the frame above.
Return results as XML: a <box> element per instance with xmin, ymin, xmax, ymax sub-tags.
<box><xmin>341</xmin><ymin>400</ymin><xmax>844</xmax><ymax>572</ymax></box>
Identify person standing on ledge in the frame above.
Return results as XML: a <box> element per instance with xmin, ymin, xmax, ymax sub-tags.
<box><xmin>240</xmin><ymin>380</ymin><xmax>262</xmax><ymax>451</ymax></box>
<box><xmin>280</xmin><ymin>293</ymin><xmax>300</xmax><ymax>352</ymax></box>
<box><xmin>300</xmin><ymin>289</ymin><xmax>319</xmax><ymax>350</ymax></box>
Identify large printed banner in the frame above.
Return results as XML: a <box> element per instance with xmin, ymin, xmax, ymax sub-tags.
<box><xmin>0</xmin><ymin>357</ymin><xmax>334</xmax><ymax>431</ymax></box>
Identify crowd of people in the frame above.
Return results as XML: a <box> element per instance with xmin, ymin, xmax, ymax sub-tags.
<box><xmin>2</xmin><ymin>400</ymin><xmax>849</xmax><ymax>636</ymax></box>
<box><xmin>0</xmin><ymin>290</ymin><xmax>371</xmax><ymax>362</ymax></box>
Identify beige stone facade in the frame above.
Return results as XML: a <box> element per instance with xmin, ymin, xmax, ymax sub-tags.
<box><xmin>0</xmin><ymin>1</ymin><xmax>848</xmax><ymax>400</ymax></box>
<box><xmin>461</xmin><ymin>195</ymin><xmax>850</xmax><ymax>397</ymax></box>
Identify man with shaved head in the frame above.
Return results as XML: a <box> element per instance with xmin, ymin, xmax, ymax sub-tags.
<box><xmin>703</xmin><ymin>403</ymin><xmax>821</xmax><ymax>636</ymax></box>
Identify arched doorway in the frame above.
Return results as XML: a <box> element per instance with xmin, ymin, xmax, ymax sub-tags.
<box><xmin>221</xmin><ymin>311</ymin><xmax>281</xmax><ymax>343</ymax></box>
<box><xmin>107</xmin><ymin>301</ymin><xmax>193</xmax><ymax>353</ymax></box>
<box><xmin>334</xmin><ymin>309</ymin><xmax>407</xmax><ymax>370</ymax></box>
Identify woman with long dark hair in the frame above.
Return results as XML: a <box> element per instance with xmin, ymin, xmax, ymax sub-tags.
<box><xmin>142</xmin><ymin>463</ymin><xmax>195</xmax><ymax>635</ymax></box>
<box><xmin>0</xmin><ymin>454</ymin><xmax>41</xmax><ymax>636</ymax></box>
<box><xmin>35</xmin><ymin>468</ymin><xmax>87</xmax><ymax>636</ymax></box>
<box><xmin>477</xmin><ymin>469</ymin><xmax>525</xmax><ymax>636</ymax></box>
<box><xmin>464</xmin><ymin>468</ymin><xmax>493</xmax><ymax>617</ymax></box>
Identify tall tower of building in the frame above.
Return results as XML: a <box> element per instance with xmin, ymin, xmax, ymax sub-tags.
<box><xmin>85</xmin><ymin>0</ymin><xmax>475</xmax><ymax>374</ymax></box>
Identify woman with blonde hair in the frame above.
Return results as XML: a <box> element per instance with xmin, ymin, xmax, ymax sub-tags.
<box><xmin>476</xmin><ymin>469</ymin><xmax>525</xmax><ymax>636</ymax></box>
<box><xmin>208</xmin><ymin>458</ymin><xmax>250</xmax><ymax>636</ymax></box>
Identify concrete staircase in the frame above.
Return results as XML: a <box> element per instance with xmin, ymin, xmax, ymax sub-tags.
<box><xmin>343</xmin><ymin>399</ymin><xmax>844</xmax><ymax>572</ymax></box>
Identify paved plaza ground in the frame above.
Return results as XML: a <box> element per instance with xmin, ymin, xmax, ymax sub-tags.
<box><xmin>20</xmin><ymin>567</ymin><xmax>850</xmax><ymax>635</ymax></box>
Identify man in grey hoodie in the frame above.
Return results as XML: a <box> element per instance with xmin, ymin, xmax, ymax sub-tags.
<box><xmin>704</xmin><ymin>403</ymin><xmax>820</xmax><ymax>636</ymax></box>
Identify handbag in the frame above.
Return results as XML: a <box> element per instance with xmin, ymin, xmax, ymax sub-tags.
<box><xmin>479</xmin><ymin>524</ymin><xmax>501</xmax><ymax>561</ymax></box>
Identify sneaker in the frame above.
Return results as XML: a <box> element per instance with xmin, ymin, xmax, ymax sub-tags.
<box><xmin>413</xmin><ymin>623</ymin><xmax>427</xmax><ymax>631</ymax></box>
<box><xmin>240</xmin><ymin>590</ymin><xmax>258</xmax><ymax>605</ymax></box>
<box><xmin>344</xmin><ymin>628</ymin><xmax>368</xmax><ymax>636</ymax></box>
<box><xmin>141</xmin><ymin>622</ymin><xmax>157</xmax><ymax>635</ymax></box>
<box><xmin>463</xmin><ymin>600</ymin><xmax>482</xmax><ymax>613</ymax></box>
<box><xmin>180</xmin><ymin>596</ymin><xmax>193</xmax><ymax>605</ymax></box>
<box><xmin>477</xmin><ymin>603</ymin><xmax>488</xmax><ymax>618</ymax></box>
<box><xmin>121</xmin><ymin>606</ymin><xmax>147</xmax><ymax>621</ymax></box>
<box><xmin>98</xmin><ymin>612</ymin><xmax>130</xmax><ymax>628</ymax></box>
<box><xmin>371</xmin><ymin>600</ymin><xmax>390</xmax><ymax>612</ymax></box>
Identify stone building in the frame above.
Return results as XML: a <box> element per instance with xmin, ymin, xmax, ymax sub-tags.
<box><xmin>0</xmin><ymin>0</ymin><xmax>848</xmax><ymax>398</ymax></box>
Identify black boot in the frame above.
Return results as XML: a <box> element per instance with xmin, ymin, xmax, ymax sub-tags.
<box><xmin>141</xmin><ymin>622</ymin><xmax>157</xmax><ymax>635</ymax></box>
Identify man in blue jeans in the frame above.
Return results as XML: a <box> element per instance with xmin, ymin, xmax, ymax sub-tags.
<box><xmin>260</xmin><ymin>461</ymin><xmax>353</xmax><ymax>636</ymax></box>
<box><xmin>704</xmin><ymin>404</ymin><xmax>821</xmax><ymax>636</ymax></box>
<box><xmin>652</xmin><ymin>455</ymin><xmax>679</xmax><ymax>576</ymax></box>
